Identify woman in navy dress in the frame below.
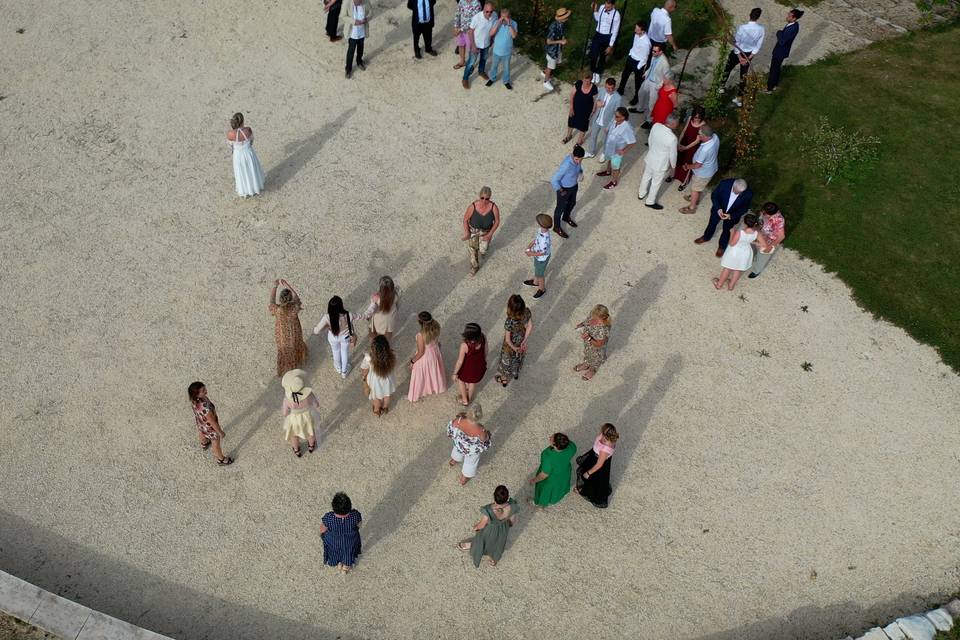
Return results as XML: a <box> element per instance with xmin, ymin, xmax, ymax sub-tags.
<box><xmin>319</xmin><ymin>492</ymin><xmax>363</xmax><ymax>573</ymax></box>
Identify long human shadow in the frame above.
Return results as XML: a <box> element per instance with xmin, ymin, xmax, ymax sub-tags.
<box><xmin>359</xmin><ymin>285</ymin><xmax>504</xmax><ymax>551</ymax></box>
<box><xmin>268</xmin><ymin>107</ymin><xmax>357</xmax><ymax>191</ymax></box>
<box><xmin>506</xmin><ymin>262</ymin><xmax>667</xmax><ymax>544</ymax></box>
<box><xmin>0</xmin><ymin>511</ymin><xmax>364</xmax><ymax>640</ymax></box>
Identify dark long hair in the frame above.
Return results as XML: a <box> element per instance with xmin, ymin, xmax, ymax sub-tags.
<box><xmin>327</xmin><ymin>296</ymin><xmax>351</xmax><ymax>336</ymax></box>
<box><xmin>187</xmin><ymin>381</ymin><xmax>205</xmax><ymax>403</ymax></box>
<box><xmin>377</xmin><ymin>276</ymin><xmax>396</xmax><ymax>313</ymax></box>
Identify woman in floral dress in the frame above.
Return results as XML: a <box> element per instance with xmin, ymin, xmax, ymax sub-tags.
<box><xmin>573</xmin><ymin>304</ymin><xmax>611</xmax><ymax>381</ymax></box>
<box><xmin>494</xmin><ymin>294</ymin><xmax>533</xmax><ymax>387</ymax></box>
<box><xmin>187</xmin><ymin>381</ymin><xmax>233</xmax><ymax>466</ymax></box>
<box><xmin>268</xmin><ymin>279</ymin><xmax>308</xmax><ymax>377</ymax></box>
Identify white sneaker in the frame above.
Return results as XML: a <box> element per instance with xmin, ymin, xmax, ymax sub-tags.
<box><xmin>341</xmin><ymin>372</ymin><xmax>347</xmax><ymax>379</ymax></box>
<box><xmin>543</xmin><ymin>81</ymin><xmax>554</xmax><ymax>91</ymax></box>
<box><xmin>583</xmin><ymin>151</ymin><xmax>595</xmax><ymax>158</ymax></box>
<box><xmin>718</xmin><ymin>86</ymin><xmax>726</xmax><ymax>94</ymax></box>
<box><xmin>591</xmin><ymin>73</ymin><xmax>600</xmax><ymax>83</ymax></box>
<box><xmin>731</xmin><ymin>98</ymin><xmax>742</xmax><ymax>107</ymax></box>
<box><xmin>596</xmin><ymin>154</ymin><xmax>606</xmax><ymax>163</ymax></box>
<box><xmin>539</xmin><ymin>70</ymin><xmax>546</xmax><ymax>80</ymax></box>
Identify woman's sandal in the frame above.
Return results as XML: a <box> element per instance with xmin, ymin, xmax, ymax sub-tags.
<box><xmin>308</xmin><ymin>443</ymin><xmax>316</xmax><ymax>454</ymax></box>
<box><xmin>573</xmin><ymin>363</ymin><xmax>588</xmax><ymax>372</ymax></box>
<box><xmin>712</xmin><ymin>277</ymin><xmax>722</xmax><ymax>290</ymax></box>
<box><xmin>200</xmin><ymin>440</ymin><xmax>211</xmax><ymax>450</ymax></box>
<box><xmin>488</xmin><ymin>559</ymin><xmax>497</xmax><ymax>567</ymax></box>
<box><xmin>456</xmin><ymin>542</ymin><xmax>470</xmax><ymax>551</ymax></box>
<box><xmin>217</xmin><ymin>456</ymin><xmax>234</xmax><ymax>466</ymax></box>
<box><xmin>373</xmin><ymin>407</ymin><xmax>382</xmax><ymax>417</ymax></box>
<box><xmin>495</xmin><ymin>375</ymin><xmax>507</xmax><ymax>388</ymax></box>
<box><xmin>293</xmin><ymin>447</ymin><xmax>302</xmax><ymax>458</ymax></box>
<box><xmin>581</xmin><ymin>369</ymin><xmax>595</xmax><ymax>381</ymax></box>
<box><xmin>561</xmin><ymin>135</ymin><xmax>572</xmax><ymax>144</ymax></box>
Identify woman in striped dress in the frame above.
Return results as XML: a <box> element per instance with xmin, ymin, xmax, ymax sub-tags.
<box><xmin>319</xmin><ymin>492</ymin><xmax>363</xmax><ymax>574</ymax></box>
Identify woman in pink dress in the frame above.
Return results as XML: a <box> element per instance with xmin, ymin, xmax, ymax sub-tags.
<box><xmin>408</xmin><ymin>311</ymin><xmax>448</xmax><ymax>402</ymax></box>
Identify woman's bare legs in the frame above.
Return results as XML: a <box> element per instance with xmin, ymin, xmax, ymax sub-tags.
<box><xmin>727</xmin><ymin>270</ymin><xmax>743</xmax><ymax>290</ymax></box>
<box><xmin>457</xmin><ymin>380</ymin><xmax>469</xmax><ymax>405</ymax></box>
<box><xmin>381</xmin><ymin>395</ymin><xmax>391</xmax><ymax>414</ymax></box>
<box><xmin>465</xmin><ymin>382</ymin><xmax>476</xmax><ymax>404</ymax></box>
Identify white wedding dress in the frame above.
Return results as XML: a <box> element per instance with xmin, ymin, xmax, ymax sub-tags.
<box><xmin>231</xmin><ymin>128</ymin><xmax>265</xmax><ymax>197</ymax></box>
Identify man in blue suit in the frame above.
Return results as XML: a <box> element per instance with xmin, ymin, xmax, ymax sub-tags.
<box><xmin>766</xmin><ymin>8</ymin><xmax>803</xmax><ymax>93</ymax></box>
<box><xmin>408</xmin><ymin>0</ymin><xmax>438</xmax><ymax>59</ymax></box>
<box><xmin>694</xmin><ymin>178</ymin><xmax>753</xmax><ymax>257</ymax></box>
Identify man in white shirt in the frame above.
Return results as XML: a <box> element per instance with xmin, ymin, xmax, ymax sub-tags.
<box><xmin>635</xmin><ymin>43</ymin><xmax>668</xmax><ymax>126</ymax></box>
<box><xmin>647</xmin><ymin>0</ymin><xmax>676</xmax><ymax>50</ymax></box>
<box><xmin>463</xmin><ymin>3</ymin><xmax>497</xmax><ymax>87</ymax></box>
<box><xmin>722</xmin><ymin>7</ymin><xmax>765</xmax><ymax>106</ymax></box>
<box><xmin>616</xmin><ymin>21</ymin><xmax>650</xmax><ymax>107</ymax></box>
<box><xmin>597</xmin><ymin>107</ymin><xmax>636</xmax><ymax>190</ymax></box>
<box><xmin>637</xmin><ymin>113</ymin><xmax>678</xmax><ymax>209</ymax></box>
<box><xmin>584</xmin><ymin>78</ymin><xmax>622</xmax><ymax>160</ymax></box>
<box><xmin>678</xmin><ymin>125</ymin><xmax>720</xmax><ymax>214</ymax></box>
<box><xmin>344</xmin><ymin>0</ymin><xmax>369</xmax><ymax>78</ymax></box>
<box><xmin>589</xmin><ymin>0</ymin><xmax>621</xmax><ymax>83</ymax></box>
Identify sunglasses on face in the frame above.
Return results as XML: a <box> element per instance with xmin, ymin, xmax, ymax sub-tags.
<box><xmin>479</xmin><ymin>196</ymin><xmax>490</xmax><ymax>200</ymax></box>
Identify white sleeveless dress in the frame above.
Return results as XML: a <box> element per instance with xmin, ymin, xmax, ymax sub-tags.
<box><xmin>720</xmin><ymin>228</ymin><xmax>757</xmax><ymax>271</ymax></box>
<box><xmin>231</xmin><ymin>128</ymin><xmax>265</xmax><ymax>197</ymax></box>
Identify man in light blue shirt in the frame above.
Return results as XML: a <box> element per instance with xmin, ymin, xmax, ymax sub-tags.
<box><xmin>679</xmin><ymin>125</ymin><xmax>720</xmax><ymax>214</ymax></box>
<box><xmin>485</xmin><ymin>9</ymin><xmax>518</xmax><ymax>89</ymax></box>
<box><xmin>549</xmin><ymin>145</ymin><xmax>585</xmax><ymax>237</ymax></box>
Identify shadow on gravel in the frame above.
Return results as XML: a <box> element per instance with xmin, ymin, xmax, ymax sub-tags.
<box><xmin>0</xmin><ymin>511</ymin><xmax>363</xmax><ymax>640</ymax></box>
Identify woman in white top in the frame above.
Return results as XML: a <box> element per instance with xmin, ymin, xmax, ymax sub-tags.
<box><xmin>715</xmin><ymin>213</ymin><xmax>768</xmax><ymax>290</ymax></box>
<box><xmin>226</xmin><ymin>112</ymin><xmax>265</xmax><ymax>198</ymax></box>
<box><xmin>314</xmin><ymin>296</ymin><xmax>361</xmax><ymax>378</ymax></box>
<box><xmin>363</xmin><ymin>275</ymin><xmax>401</xmax><ymax>339</ymax></box>
<box><xmin>360</xmin><ymin>335</ymin><xmax>397</xmax><ymax>417</ymax></box>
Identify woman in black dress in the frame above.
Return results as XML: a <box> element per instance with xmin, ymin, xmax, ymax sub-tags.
<box><xmin>576</xmin><ymin>423</ymin><xmax>618</xmax><ymax>508</ymax></box>
<box><xmin>562</xmin><ymin>74</ymin><xmax>598</xmax><ymax>145</ymax></box>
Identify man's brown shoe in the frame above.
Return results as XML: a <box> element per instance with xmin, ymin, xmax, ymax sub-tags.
<box><xmin>462</xmin><ymin>79</ymin><xmax>470</xmax><ymax>89</ymax></box>
<box><xmin>715</xmin><ymin>249</ymin><xmax>724</xmax><ymax>257</ymax></box>
<box><xmin>330</xmin><ymin>35</ymin><xmax>343</xmax><ymax>42</ymax></box>
<box><xmin>694</xmin><ymin>237</ymin><xmax>707</xmax><ymax>244</ymax></box>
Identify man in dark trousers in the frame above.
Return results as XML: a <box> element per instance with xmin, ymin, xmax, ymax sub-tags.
<box><xmin>588</xmin><ymin>0</ymin><xmax>621</xmax><ymax>83</ymax></box>
<box><xmin>408</xmin><ymin>0</ymin><xmax>438</xmax><ymax>59</ymax></box>
<box><xmin>323</xmin><ymin>0</ymin><xmax>344</xmax><ymax>42</ymax></box>
<box><xmin>765</xmin><ymin>8</ymin><xmax>804</xmax><ymax>93</ymax></box>
<box><xmin>693</xmin><ymin>178</ymin><xmax>754</xmax><ymax>257</ymax></box>
<box><xmin>549</xmin><ymin>145</ymin><xmax>586</xmax><ymax>239</ymax></box>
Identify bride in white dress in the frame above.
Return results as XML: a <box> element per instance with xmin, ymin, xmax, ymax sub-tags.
<box><xmin>714</xmin><ymin>213</ymin><xmax>768</xmax><ymax>291</ymax></box>
<box><xmin>227</xmin><ymin>112</ymin><xmax>265</xmax><ymax>198</ymax></box>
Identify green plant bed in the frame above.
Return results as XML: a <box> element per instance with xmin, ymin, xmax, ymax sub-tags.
<box><xmin>726</xmin><ymin>22</ymin><xmax>960</xmax><ymax>372</ymax></box>
<box><xmin>498</xmin><ymin>0</ymin><xmax>725</xmax><ymax>84</ymax></box>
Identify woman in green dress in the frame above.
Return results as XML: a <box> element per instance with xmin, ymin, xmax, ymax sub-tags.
<box><xmin>456</xmin><ymin>485</ymin><xmax>518</xmax><ymax>567</ymax></box>
<box><xmin>529</xmin><ymin>433</ymin><xmax>577</xmax><ymax>508</ymax></box>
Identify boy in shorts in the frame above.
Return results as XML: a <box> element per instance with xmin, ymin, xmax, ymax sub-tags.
<box><xmin>540</xmin><ymin>8</ymin><xmax>570</xmax><ymax>92</ymax></box>
<box><xmin>524</xmin><ymin>214</ymin><xmax>553</xmax><ymax>299</ymax></box>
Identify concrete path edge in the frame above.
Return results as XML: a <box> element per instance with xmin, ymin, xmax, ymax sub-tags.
<box><xmin>0</xmin><ymin>569</ymin><xmax>172</xmax><ymax>640</ymax></box>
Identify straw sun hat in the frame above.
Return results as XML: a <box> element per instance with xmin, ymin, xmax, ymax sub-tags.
<box><xmin>555</xmin><ymin>7</ymin><xmax>571</xmax><ymax>21</ymax></box>
<box><xmin>281</xmin><ymin>369</ymin><xmax>313</xmax><ymax>402</ymax></box>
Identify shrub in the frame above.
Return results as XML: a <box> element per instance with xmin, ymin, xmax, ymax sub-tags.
<box><xmin>799</xmin><ymin>116</ymin><xmax>880</xmax><ymax>184</ymax></box>
<box><xmin>733</xmin><ymin>72</ymin><xmax>765</xmax><ymax>164</ymax></box>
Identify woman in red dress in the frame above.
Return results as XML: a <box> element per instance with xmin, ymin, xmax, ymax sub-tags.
<box><xmin>674</xmin><ymin>105</ymin><xmax>706</xmax><ymax>190</ymax></box>
<box><xmin>650</xmin><ymin>71</ymin><xmax>679</xmax><ymax>125</ymax></box>
<box><xmin>452</xmin><ymin>322</ymin><xmax>487</xmax><ymax>406</ymax></box>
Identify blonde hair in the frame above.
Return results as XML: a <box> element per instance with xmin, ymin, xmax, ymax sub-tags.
<box><xmin>600</xmin><ymin>423</ymin><xmax>619</xmax><ymax>444</ymax></box>
<box><xmin>591</xmin><ymin>304</ymin><xmax>611</xmax><ymax>325</ymax></box>
<box><xmin>421</xmin><ymin>319</ymin><xmax>441</xmax><ymax>344</ymax></box>
<box><xmin>458</xmin><ymin>402</ymin><xmax>483</xmax><ymax>422</ymax></box>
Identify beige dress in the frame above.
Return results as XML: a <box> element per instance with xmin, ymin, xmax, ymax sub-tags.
<box><xmin>365</xmin><ymin>288</ymin><xmax>402</xmax><ymax>335</ymax></box>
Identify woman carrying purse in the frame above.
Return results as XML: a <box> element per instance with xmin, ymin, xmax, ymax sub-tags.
<box><xmin>313</xmin><ymin>296</ymin><xmax>361</xmax><ymax>379</ymax></box>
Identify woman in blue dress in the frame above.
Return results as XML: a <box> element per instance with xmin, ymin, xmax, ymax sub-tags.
<box><xmin>319</xmin><ymin>492</ymin><xmax>363</xmax><ymax>573</ymax></box>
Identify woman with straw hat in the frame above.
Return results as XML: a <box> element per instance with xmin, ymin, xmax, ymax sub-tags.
<box><xmin>280</xmin><ymin>369</ymin><xmax>319</xmax><ymax>457</ymax></box>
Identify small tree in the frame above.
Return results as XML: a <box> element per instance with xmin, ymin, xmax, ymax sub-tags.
<box><xmin>704</xmin><ymin>42</ymin><xmax>730</xmax><ymax>114</ymax></box>
<box><xmin>800</xmin><ymin>116</ymin><xmax>881</xmax><ymax>184</ymax></box>
<box><xmin>733</xmin><ymin>72</ymin><xmax>765</xmax><ymax>164</ymax></box>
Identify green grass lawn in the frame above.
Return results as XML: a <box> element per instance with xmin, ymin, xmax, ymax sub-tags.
<box><xmin>499</xmin><ymin>0</ymin><xmax>725</xmax><ymax>83</ymax></box>
<box><xmin>735</xmin><ymin>22</ymin><xmax>960</xmax><ymax>372</ymax></box>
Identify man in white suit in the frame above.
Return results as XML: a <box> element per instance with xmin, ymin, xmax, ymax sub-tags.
<box><xmin>636</xmin><ymin>44</ymin><xmax>669</xmax><ymax>128</ymax></box>
<box><xmin>584</xmin><ymin>77</ymin><xmax>622</xmax><ymax>161</ymax></box>
<box><xmin>637</xmin><ymin>112</ymin><xmax>678</xmax><ymax>209</ymax></box>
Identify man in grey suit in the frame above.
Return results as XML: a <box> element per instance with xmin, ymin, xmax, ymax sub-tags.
<box><xmin>583</xmin><ymin>77</ymin><xmax>622</xmax><ymax>161</ymax></box>
<box><xmin>635</xmin><ymin>44</ymin><xmax>668</xmax><ymax>129</ymax></box>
